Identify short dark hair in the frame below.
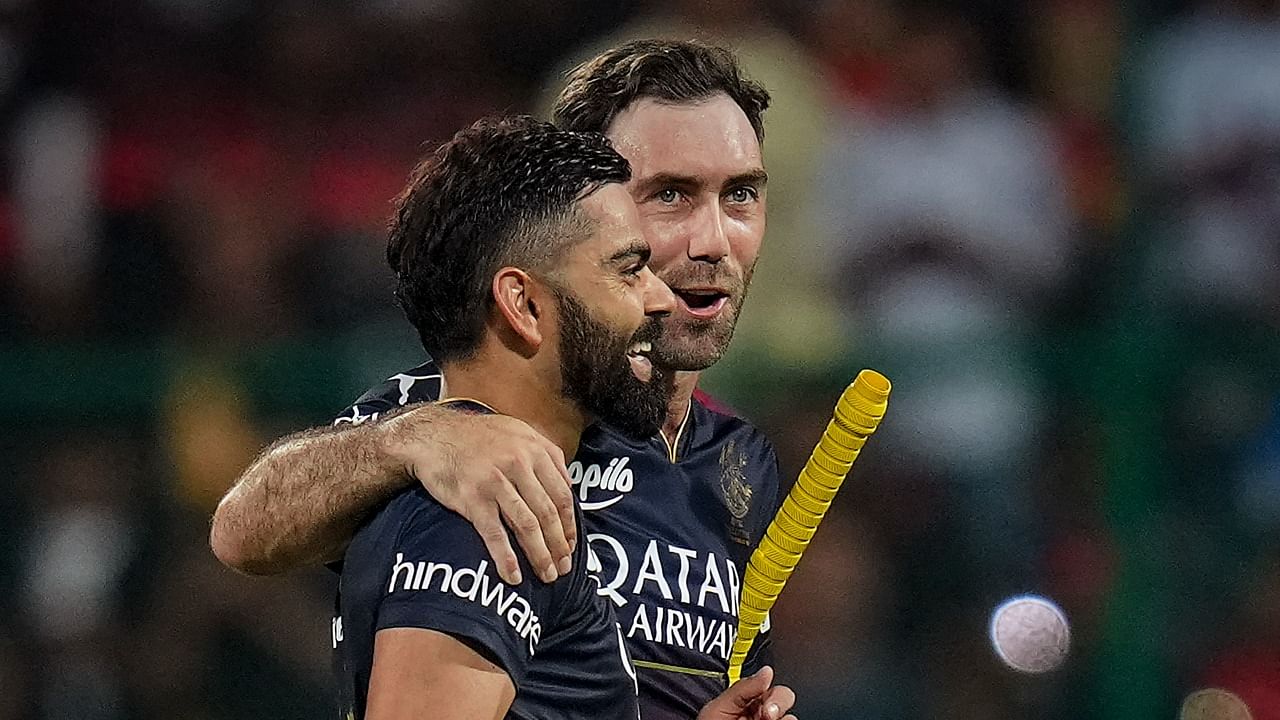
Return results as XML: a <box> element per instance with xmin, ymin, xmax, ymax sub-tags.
<box><xmin>387</xmin><ymin>116</ymin><xmax>631</xmax><ymax>363</ymax></box>
<box><xmin>553</xmin><ymin>39</ymin><xmax>771</xmax><ymax>142</ymax></box>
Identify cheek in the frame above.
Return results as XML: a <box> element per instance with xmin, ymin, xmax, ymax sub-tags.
<box><xmin>638</xmin><ymin>215</ymin><xmax>688</xmax><ymax>271</ymax></box>
<box><xmin>727</xmin><ymin>216</ymin><xmax>764</xmax><ymax>269</ymax></box>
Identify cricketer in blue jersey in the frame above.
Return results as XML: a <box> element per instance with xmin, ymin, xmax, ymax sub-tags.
<box><xmin>336</xmin><ymin>402</ymin><xmax>642</xmax><ymax>720</ymax></box>
<box><xmin>336</xmin><ymin>364</ymin><xmax>782</xmax><ymax>720</ymax></box>
<box><xmin>331</xmin><ymin>117</ymin><xmax>678</xmax><ymax>719</ymax></box>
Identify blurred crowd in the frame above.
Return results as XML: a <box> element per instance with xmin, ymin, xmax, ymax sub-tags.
<box><xmin>2</xmin><ymin>0</ymin><xmax>1278</xmax><ymax>718</ymax></box>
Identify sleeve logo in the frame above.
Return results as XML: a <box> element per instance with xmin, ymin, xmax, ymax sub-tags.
<box><xmin>387</xmin><ymin>554</ymin><xmax>543</xmax><ymax>654</ymax></box>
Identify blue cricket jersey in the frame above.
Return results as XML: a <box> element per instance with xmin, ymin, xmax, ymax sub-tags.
<box><xmin>333</xmin><ymin>363</ymin><xmax>782</xmax><ymax>720</ymax></box>
<box><xmin>333</xmin><ymin>400</ymin><xmax>640</xmax><ymax>720</ymax></box>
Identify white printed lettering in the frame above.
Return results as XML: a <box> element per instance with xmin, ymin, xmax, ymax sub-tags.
<box><xmin>667</xmin><ymin>544</ymin><xmax>697</xmax><ymax>603</ymax></box>
<box><xmin>422</xmin><ymin>562</ymin><xmax>452</xmax><ymax>591</ymax></box>
<box><xmin>711</xmin><ymin>623</ymin><xmax>730</xmax><ymax>659</ymax></box>
<box><xmin>450</xmin><ymin>560</ymin><xmax>486</xmax><ymax>601</ymax></box>
<box><xmin>686</xmin><ymin>613</ymin><xmax>715</xmax><ymax>653</ymax></box>
<box><xmin>386</xmin><ymin>555</ymin><xmax>542</xmax><ymax>654</ymax></box>
<box><xmin>568</xmin><ymin>457</ymin><xmax>636</xmax><ymax>510</ymax></box>
<box><xmin>627</xmin><ymin>602</ymin><xmax>653</xmax><ymax>642</ymax></box>
<box><xmin>698</xmin><ymin>553</ymin><xmax>731</xmax><ymax>613</ymax></box>
<box><xmin>632</xmin><ymin>541</ymin><xmax>674</xmax><ymax>600</ymax></box>
<box><xmin>389</xmin><ymin>553</ymin><xmax>417</xmax><ymax>591</ymax></box>
<box><xmin>587</xmin><ymin>533</ymin><xmax>629</xmax><ymax>606</ymax></box>
<box><xmin>665</xmin><ymin>608</ymin><xmax>686</xmax><ymax>648</ymax></box>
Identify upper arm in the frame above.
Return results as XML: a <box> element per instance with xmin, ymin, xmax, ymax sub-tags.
<box><xmin>367</xmin><ymin>627</ymin><xmax>515</xmax><ymax>720</ymax></box>
<box><xmin>371</xmin><ymin>496</ymin><xmax>556</xmax><ymax>684</ymax></box>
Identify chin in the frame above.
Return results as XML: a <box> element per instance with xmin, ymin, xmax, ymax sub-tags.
<box><xmin>653</xmin><ymin>340</ymin><xmax>730</xmax><ymax>372</ymax></box>
<box><xmin>653</xmin><ymin>319</ymin><xmax>736</xmax><ymax>371</ymax></box>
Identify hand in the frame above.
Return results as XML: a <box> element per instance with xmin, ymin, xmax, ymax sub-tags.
<box><xmin>378</xmin><ymin>406</ymin><xmax>575</xmax><ymax>585</ymax></box>
<box><xmin>697</xmin><ymin>666</ymin><xmax>797</xmax><ymax>720</ymax></box>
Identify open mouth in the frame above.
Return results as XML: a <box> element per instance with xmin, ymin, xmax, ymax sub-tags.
<box><xmin>673</xmin><ymin>289</ymin><xmax>729</xmax><ymax>319</ymax></box>
<box><xmin>627</xmin><ymin>339</ymin><xmax>654</xmax><ymax>382</ymax></box>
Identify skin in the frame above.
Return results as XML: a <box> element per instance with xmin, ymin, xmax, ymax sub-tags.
<box><xmin>367</xmin><ymin>182</ymin><xmax>676</xmax><ymax>719</ymax></box>
<box><xmin>608</xmin><ymin>95</ymin><xmax>768</xmax><ymax>441</ymax></box>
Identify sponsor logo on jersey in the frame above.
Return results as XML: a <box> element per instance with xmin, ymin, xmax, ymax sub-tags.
<box><xmin>331</xmin><ymin>616</ymin><xmax>344</xmax><ymax>649</ymax></box>
<box><xmin>333</xmin><ymin>404</ymin><xmax>380</xmax><ymax>427</ymax></box>
<box><xmin>388</xmin><ymin>372</ymin><xmax>442</xmax><ymax>405</ymax></box>
<box><xmin>569</xmin><ymin>456</ymin><xmax>636</xmax><ymax>510</ymax></box>
<box><xmin>586</xmin><ymin>533</ymin><xmax>765</xmax><ymax>662</ymax></box>
<box><xmin>387</xmin><ymin>554</ymin><xmax>542</xmax><ymax>654</ymax></box>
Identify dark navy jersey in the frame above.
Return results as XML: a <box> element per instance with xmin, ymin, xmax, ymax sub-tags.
<box><xmin>335</xmin><ymin>363</ymin><xmax>783</xmax><ymax>720</ymax></box>
<box><xmin>333</xmin><ymin>399</ymin><xmax>640</xmax><ymax>720</ymax></box>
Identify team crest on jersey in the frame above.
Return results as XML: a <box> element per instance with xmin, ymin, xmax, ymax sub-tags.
<box><xmin>719</xmin><ymin>441</ymin><xmax>752</xmax><ymax>545</ymax></box>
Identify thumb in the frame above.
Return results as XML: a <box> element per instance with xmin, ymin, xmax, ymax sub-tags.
<box><xmin>726</xmin><ymin>666</ymin><xmax>774</xmax><ymax>708</ymax></box>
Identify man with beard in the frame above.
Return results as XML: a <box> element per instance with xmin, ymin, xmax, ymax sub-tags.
<box><xmin>335</xmin><ymin>117</ymin><xmax>794</xmax><ymax>720</ymax></box>
<box><xmin>214</xmin><ymin>42</ymin><xmax>785</xmax><ymax>720</ymax></box>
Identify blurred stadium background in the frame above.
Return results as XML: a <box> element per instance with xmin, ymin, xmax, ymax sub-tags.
<box><xmin>2</xmin><ymin>0</ymin><xmax>1279</xmax><ymax>718</ymax></box>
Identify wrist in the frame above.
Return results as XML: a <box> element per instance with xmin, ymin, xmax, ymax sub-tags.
<box><xmin>368</xmin><ymin>413</ymin><xmax>421</xmax><ymax>489</ymax></box>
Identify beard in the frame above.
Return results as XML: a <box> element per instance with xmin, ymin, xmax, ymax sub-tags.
<box><xmin>651</xmin><ymin>258</ymin><xmax>755</xmax><ymax>371</ymax></box>
<box><xmin>554</xmin><ymin>289</ymin><xmax>672</xmax><ymax>439</ymax></box>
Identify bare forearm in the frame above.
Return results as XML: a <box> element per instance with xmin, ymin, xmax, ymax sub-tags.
<box><xmin>210</xmin><ymin>419</ymin><xmax>412</xmax><ymax>575</ymax></box>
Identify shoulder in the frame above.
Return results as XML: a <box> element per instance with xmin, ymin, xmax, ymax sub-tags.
<box><xmin>352</xmin><ymin>486</ymin><xmax>451</xmax><ymax>549</ymax></box>
<box><xmin>692</xmin><ymin>391</ymin><xmax>779</xmax><ymax>467</ymax></box>
<box><xmin>333</xmin><ymin>361</ymin><xmax>443</xmax><ymax>426</ymax></box>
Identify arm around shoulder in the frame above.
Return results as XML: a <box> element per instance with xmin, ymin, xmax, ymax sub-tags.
<box><xmin>209</xmin><ymin>407</ymin><xmax>424</xmax><ymax>575</ymax></box>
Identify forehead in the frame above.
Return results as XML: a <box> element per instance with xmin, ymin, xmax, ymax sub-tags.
<box><xmin>605</xmin><ymin>94</ymin><xmax>763</xmax><ymax>179</ymax></box>
<box><xmin>572</xmin><ymin>183</ymin><xmax>644</xmax><ymax>255</ymax></box>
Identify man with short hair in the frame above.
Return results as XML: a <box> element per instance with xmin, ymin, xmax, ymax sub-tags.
<box><xmin>338</xmin><ymin>116</ymin><xmax>793</xmax><ymax>720</ymax></box>
<box><xmin>214</xmin><ymin>40</ymin><xmax>785</xmax><ymax>720</ymax></box>
<box><xmin>338</xmin><ymin>116</ymin><xmax>667</xmax><ymax>719</ymax></box>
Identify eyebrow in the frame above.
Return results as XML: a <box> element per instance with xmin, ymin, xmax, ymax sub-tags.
<box><xmin>633</xmin><ymin>172</ymin><xmax>700</xmax><ymax>197</ymax></box>
<box><xmin>632</xmin><ymin>169</ymin><xmax>769</xmax><ymax>196</ymax></box>
<box><xmin>606</xmin><ymin>240</ymin><xmax>651</xmax><ymax>265</ymax></box>
<box><xmin>724</xmin><ymin>169</ymin><xmax>769</xmax><ymax>191</ymax></box>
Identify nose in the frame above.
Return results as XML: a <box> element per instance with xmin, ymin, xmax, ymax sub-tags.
<box><xmin>686</xmin><ymin>202</ymin><xmax>731</xmax><ymax>263</ymax></box>
<box><xmin>640</xmin><ymin>267</ymin><xmax>676</xmax><ymax>317</ymax></box>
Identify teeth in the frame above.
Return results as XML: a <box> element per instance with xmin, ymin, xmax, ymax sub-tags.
<box><xmin>629</xmin><ymin>340</ymin><xmax>652</xmax><ymax>355</ymax></box>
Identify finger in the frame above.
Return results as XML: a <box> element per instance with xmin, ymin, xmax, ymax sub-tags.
<box><xmin>495</xmin><ymin>484</ymin><xmax>558</xmax><ymax>583</ymax></box>
<box><xmin>542</xmin><ymin>439</ymin><xmax>573</xmax><ymax>486</ymax></box>
<box><xmin>758</xmin><ymin>685</ymin><xmax>796</xmax><ymax>720</ymax></box>
<box><xmin>511</xmin><ymin>455</ymin><xmax>572</xmax><ymax>577</ymax></box>
<box><xmin>533</xmin><ymin>448</ymin><xmax>576</xmax><ymax>570</ymax></box>
<box><xmin>727</xmin><ymin>666</ymin><xmax>773</xmax><ymax>709</ymax></box>
<box><xmin>472</xmin><ymin>504</ymin><xmax>522</xmax><ymax>585</ymax></box>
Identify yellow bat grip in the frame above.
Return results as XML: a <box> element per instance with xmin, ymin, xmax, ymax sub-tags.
<box><xmin>725</xmin><ymin>369</ymin><xmax>890</xmax><ymax>684</ymax></box>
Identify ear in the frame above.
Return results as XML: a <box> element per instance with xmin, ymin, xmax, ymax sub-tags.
<box><xmin>492</xmin><ymin>267</ymin><xmax>547</xmax><ymax>351</ymax></box>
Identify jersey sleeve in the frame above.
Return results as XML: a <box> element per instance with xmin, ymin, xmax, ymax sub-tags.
<box><xmin>374</xmin><ymin>496</ymin><xmax>557</xmax><ymax>685</ymax></box>
<box><xmin>332</xmin><ymin>361</ymin><xmax>443</xmax><ymax>427</ymax></box>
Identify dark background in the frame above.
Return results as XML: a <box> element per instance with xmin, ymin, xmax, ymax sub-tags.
<box><xmin>2</xmin><ymin>0</ymin><xmax>1278</xmax><ymax>718</ymax></box>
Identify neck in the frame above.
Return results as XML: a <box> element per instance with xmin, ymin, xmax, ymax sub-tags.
<box><xmin>441</xmin><ymin>355</ymin><xmax>587</xmax><ymax>458</ymax></box>
<box><xmin>660</xmin><ymin>371</ymin><xmax>700</xmax><ymax>446</ymax></box>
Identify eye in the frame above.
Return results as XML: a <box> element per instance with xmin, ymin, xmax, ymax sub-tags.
<box><xmin>654</xmin><ymin>188</ymin><xmax>682</xmax><ymax>205</ymax></box>
<box><xmin>621</xmin><ymin>260</ymin><xmax>646</xmax><ymax>279</ymax></box>
<box><xmin>727</xmin><ymin>186</ymin><xmax>758</xmax><ymax>203</ymax></box>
